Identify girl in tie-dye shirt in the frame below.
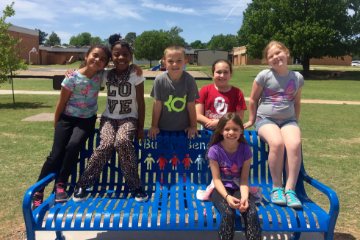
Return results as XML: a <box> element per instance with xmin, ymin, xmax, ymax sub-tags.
<box><xmin>31</xmin><ymin>44</ymin><xmax>112</xmax><ymax>210</ymax></box>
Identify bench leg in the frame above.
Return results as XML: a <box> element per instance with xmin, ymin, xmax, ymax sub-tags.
<box><xmin>55</xmin><ymin>231</ymin><xmax>65</xmax><ymax>240</ymax></box>
<box><xmin>26</xmin><ymin>229</ymin><xmax>36</xmax><ymax>240</ymax></box>
<box><xmin>324</xmin><ymin>231</ymin><xmax>333</xmax><ymax>240</ymax></box>
<box><xmin>291</xmin><ymin>232</ymin><xmax>301</xmax><ymax>240</ymax></box>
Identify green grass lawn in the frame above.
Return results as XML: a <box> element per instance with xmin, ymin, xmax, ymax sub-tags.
<box><xmin>0</xmin><ymin>65</ymin><xmax>360</xmax><ymax>238</ymax></box>
<box><xmin>2</xmin><ymin>65</ymin><xmax>360</xmax><ymax>101</ymax></box>
<box><xmin>30</xmin><ymin>61</ymin><xmax>82</xmax><ymax>69</ymax></box>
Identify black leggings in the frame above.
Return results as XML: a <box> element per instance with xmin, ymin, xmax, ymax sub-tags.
<box><xmin>210</xmin><ymin>187</ymin><xmax>261</xmax><ymax>240</ymax></box>
<box><xmin>37</xmin><ymin>114</ymin><xmax>97</xmax><ymax>192</ymax></box>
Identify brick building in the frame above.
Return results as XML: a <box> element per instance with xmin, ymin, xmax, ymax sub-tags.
<box><xmin>7</xmin><ymin>25</ymin><xmax>39</xmax><ymax>64</ymax></box>
<box><xmin>233</xmin><ymin>46</ymin><xmax>351</xmax><ymax>66</ymax></box>
<box><xmin>39</xmin><ymin>45</ymin><xmax>89</xmax><ymax>65</ymax></box>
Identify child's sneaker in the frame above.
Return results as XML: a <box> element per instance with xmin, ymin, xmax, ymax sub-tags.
<box><xmin>133</xmin><ymin>187</ymin><xmax>149</xmax><ymax>203</ymax></box>
<box><xmin>285</xmin><ymin>190</ymin><xmax>302</xmax><ymax>209</ymax></box>
<box><xmin>54</xmin><ymin>182</ymin><xmax>68</xmax><ymax>203</ymax></box>
<box><xmin>270</xmin><ymin>187</ymin><xmax>287</xmax><ymax>206</ymax></box>
<box><xmin>73</xmin><ymin>187</ymin><xmax>87</xmax><ymax>203</ymax></box>
<box><xmin>31</xmin><ymin>192</ymin><xmax>44</xmax><ymax>211</ymax></box>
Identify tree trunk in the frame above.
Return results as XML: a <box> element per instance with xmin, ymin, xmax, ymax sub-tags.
<box><xmin>301</xmin><ymin>58</ymin><xmax>310</xmax><ymax>78</ymax></box>
<box><xmin>150</xmin><ymin>60</ymin><xmax>152</xmax><ymax>68</ymax></box>
<box><xmin>10</xmin><ymin>69</ymin><xmax>15</xmax><ymax>105</ymax></box>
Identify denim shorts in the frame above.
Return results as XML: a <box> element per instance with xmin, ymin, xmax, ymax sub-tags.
<box><xmin>254</xmin><ymin>116</ymin><xmax>300</xmax><ymax>132</ymax></box>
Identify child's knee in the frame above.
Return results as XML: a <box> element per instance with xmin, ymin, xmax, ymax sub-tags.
<box><xmin>114</xmin><ymin>138</ymin><xmax>132</xmax><ymax>150</ymax></box>
<box><xmin>269</xmin><ymin>139</ymin><xmax>285</xmax><ymax>152</ymax></box>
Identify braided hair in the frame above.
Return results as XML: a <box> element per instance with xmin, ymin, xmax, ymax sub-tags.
<box><xmin>108</xmin><ymin>33</ymin><xmax>135</xmax><ymax>54</ymax></box>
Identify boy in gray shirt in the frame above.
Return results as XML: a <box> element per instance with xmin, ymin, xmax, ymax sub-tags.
<box><xmin>149</xmin><ymin>45</ymin><xmax>199</xmax><ymax>139</ymax></box>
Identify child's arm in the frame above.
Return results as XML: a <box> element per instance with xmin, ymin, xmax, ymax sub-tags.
<box><xmin>131</xmin><ymin>64</ymin><xmax>143</xmax><ymax>77</ymax></box>
<box><xmin>210</xmin><ymin>159</ymin><xmax>241</xmax><ymax>209</ymax></box>
<box><xmin>135</xmin><ymin>82</ymin><xmax>145</xmax><ymax>141</ymax></box>
<box><xmin>235</xmin><ymin>110</ymin><xmax>245</xmax><ymax>121</ymax></box>
<box><xmin>195</xmin><ymin>103</ymin><xmax>211</xmax><ymax>126</ymax></box>
<box><xmin>54</xmin><ymin>87</ymin><xmax>72</xmax><ymax>128</ymax></box>
<box><xmin>294</xmin><ymin>87</ymin><xmax>303</xmax><ymax>122</ymax></box>
<box><xmin>243</xmin><ymin>81</ymin><xmax>263</xmax><ymax>129</ymax></box>
<box><xmin>238</xmin><ymin>158</ymin><xmax>251</xmax><ymax>213</ymax></box>
<box><xmin>185</xmin><ymin>101</ymin><xmax>199</xmax><ymax>139</ymax></box>
<box><xmin>148</xmin><ymin>100</ymin><xmax>162</xmax><ymax>140</ymax></box>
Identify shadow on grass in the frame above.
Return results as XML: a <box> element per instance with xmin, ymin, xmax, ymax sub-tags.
<box><xmin>0</xmin><ymin>102</ymin><xmax>52</xmax><ymax>109</ymax></box>
<box><xmin>302</xmin><ymin>70</ymin><xmax>360</xmax><ymax>81</ymax></box>
<box><xmin>251</xmin><ymin>70</ymin><xmax>360</xmax><ymax>81</ymax></box>
<box><xmin>334</xmin><ymin>232</ymin><xmax>356</xmax><ymax>240</ymax></box>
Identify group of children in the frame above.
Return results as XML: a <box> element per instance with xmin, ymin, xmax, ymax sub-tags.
<box><xmin>31</xmin><ymin>36</ymin><xmax>304</xmax><ymax>240</ymax></box>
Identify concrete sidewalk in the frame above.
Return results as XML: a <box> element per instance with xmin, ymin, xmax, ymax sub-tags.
<box><xmin>34</xmin><ymin>230</ymin><xmax>323</xmax><ymax>240</ymax></box>
<box><xmin>2</xmin><ymin>90</ymin><xmax>360</xmax><ymax>105</ymax></box>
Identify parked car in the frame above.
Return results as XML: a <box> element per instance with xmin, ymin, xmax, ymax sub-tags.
<box><xmin>351</xmin><ymin>60</ymin><xmax>360</xmax><ymax>66</ymax></box>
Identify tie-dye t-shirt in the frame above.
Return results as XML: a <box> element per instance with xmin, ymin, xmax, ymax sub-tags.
<box><xmin>255</xmin><ymin>69</ymin><xmax>304</xmax><ymax>120</ymax></box>
<box><xmin>61</xmin><ymin>70</ymin><xmax>104</xmax><ymax>118</ymax></box>
<box><xmin>207</xmin><ymin>142</ymin><xmax>252</xmax><ymax>189</ymax></box>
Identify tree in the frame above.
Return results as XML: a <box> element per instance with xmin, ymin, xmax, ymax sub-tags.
<box><xmin>164</xmin><ymin>26</ymin><xmax>187</xmax><ymax>45</ymax></box>
<box><xmin>35</xmin><ymin>28</ymin><xmax>48</xmax><ymax>45</ymax></box>
<box><xmin>45</xmin><ymin>31</ymin><xmax>61</xmax><ymax>46</ymax></box>
<box><xmin>125</xmin><ymin>32</ymin><xmax>137</xmax><ymax>43</ymax></box>
<box><xmin>237</xmin><ymin>0</ymin><xmax>360</xmax><ymax>77</ymax></box>
<box><xmin>101</xmin><ymin>38</ymin><xmax>109</xmax><ymax>46</ymax></box>
<box><xmin>62</xmin><ymin>43</ymin><xmax>69</xmax><ymax>46</ymax></box>
<box><xmin>90</xmin><ymin>36</ymin><xmax>102</xmax><ymax>45</ymax></box>
<box><xmin>0</xmin><ymin>2</ymin><xmax>28</xmax><ymax>104</ymax></box>
<box><xmin>190</xmin><ymin>40</ymin><xmax>207</xmax><ymax>49</ymax></box>
<box><xmin>69</xmin><ymin>32</ymin><xmax>92</xmax><ymax>46</ymax></box>
<box><xmin>207</xmin><ymin>34</ymin><xmax>238</xmax><ymax>51</ymax></box>
<box><xmin>133</xmin><ymin>30</ymin><xmax>170</xmax><ymax>67</ymax></box>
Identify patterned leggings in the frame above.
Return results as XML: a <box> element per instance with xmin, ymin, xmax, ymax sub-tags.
<box><xmin>77</xmin><ymin>117</ymin><xmax>142</xmax><ymax>191</ymax></box>
<box><xmin>210</xmin><ymin>188</ymin><xmax>261</xmax><ymax>240</ymax></box>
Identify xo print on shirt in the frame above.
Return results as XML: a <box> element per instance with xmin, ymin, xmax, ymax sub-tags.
<box><xmin>264</xmin><ymin>79</ymin><xmax>296</xmax><ymax>111</ymax></box>
<box><xmin>106</xmin><ymin>82</ymin><xmax>132</xmax><ymax>114</ymax></box>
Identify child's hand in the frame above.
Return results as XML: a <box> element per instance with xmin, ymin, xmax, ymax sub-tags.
<box><xmin>226</xmin><ymin>195</ymin><xmax>241</xmax><ymax>209</ymax></box>
<box><xmin>148</xmin><ymin>126</ymin><xmax>160</xmax><ymax>140</ymax></box>
<box><xmin>65</xmin><ymin>69</ymin><xmax>76</xmax><ymax>78</ymax></box>
<box><xmin>131</xmin><ymin>64</ymin><xmax>143</xmax><ymax>77</ymax></box>
<box><xmin>243</xmin><ymin>121</ymin><xmax>254</xmax><ymax>129</ymax></box>
<box><xmin>238</xmin><ymin>198</ymin><xmax>249</xmax><ymax>213</ymax></box>
<box><xmin>204</xmin><ymin>119</ymin><xmax>219</xmax><ymax>130</ymax></box>
<box><xmin>185</xmin><ymin>126</ymin><xmax>198</xmax><ymax>139</ymax></box>
<box><xmin>136</xmin><ymin>128</ymin><xmax>145</xmax><ymax>142</ymax></box>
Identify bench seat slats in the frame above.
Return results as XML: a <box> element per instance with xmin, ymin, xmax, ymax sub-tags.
<box><xmin>24</xmin><ymin>130</ymin><xmax>339</xmax><ymax>240</ymax></box>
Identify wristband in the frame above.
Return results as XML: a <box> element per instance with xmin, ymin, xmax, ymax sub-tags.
<box><xmin>225</xmin><ymin>194</ymin><xmax>229</xmax><ymax>200</ymax></box>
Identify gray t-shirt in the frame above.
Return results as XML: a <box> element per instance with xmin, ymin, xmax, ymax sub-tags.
<box><xmin>150</xmin><ymin>72</ymin><xmax>199</xmax><ymax>131</ymax></box>
<box><xmin>255</xmin><ymin>69</ymin><xmax>305</xmax><ymax>120</ymax></box>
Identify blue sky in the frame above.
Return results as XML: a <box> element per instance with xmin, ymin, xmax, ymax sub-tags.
<box><xmin>1</xmin><ymin>0</ymin><xmax>252</xmax><ymax>45</ymax></box>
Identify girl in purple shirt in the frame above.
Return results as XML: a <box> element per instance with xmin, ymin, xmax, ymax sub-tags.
<box><xmin>207</xmin><ymin>113</ymin><xmax>261</xmax><ymax>240</ymax></box>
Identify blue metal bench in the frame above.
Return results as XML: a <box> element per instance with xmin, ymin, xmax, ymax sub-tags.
<box><xmin>23</xmin><ymin>130</ymin><xmax>339</xmax><ymax>240</ymax></box>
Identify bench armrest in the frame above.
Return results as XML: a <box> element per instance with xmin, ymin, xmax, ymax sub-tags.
<box><xmin>299</xmin><ymin>169</ymin><xmax>339</xmax><ymax>227</ymax></box>
<box><xmin>22</xmin><ymin>173</ymin><xmax>56</xmax><ymax>226</ymax></box>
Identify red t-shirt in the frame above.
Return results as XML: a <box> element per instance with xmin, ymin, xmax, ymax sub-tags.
<box><xmin>196</xmin><ymin>84</ymin><xmax>247</xmax><ymax>119</ymax></box>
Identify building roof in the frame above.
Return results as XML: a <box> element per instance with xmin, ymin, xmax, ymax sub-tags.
<box><xmin>8</xmin><ymin>25</ymin><xmax>39</xmax><ymax>36</ymax></box>
<box><xmin>39</xmin><ymin>45</ymin><xmax>90</xmax><ymax>53</ymax></box>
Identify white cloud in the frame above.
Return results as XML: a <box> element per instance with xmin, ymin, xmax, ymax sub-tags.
<box><xmin>223</xmin><ymin>0</ymin><xmax>242</xmax><ymax>23</ymax></box>
<box><xmin>203</xmin><ymin>0</ymin><xmax>251</xmax><ymax>17</ymax></box>
<box><xmin>56</xmin><ymin>31</ymin><xmax>74</xmax><ymax>45</ymax></box>
<box><xmin>165</xmin><ymin>20</ymin><xmax>176</xmax><ymax>28</ymax></box>
<box><xmin>73</xmin><ymin>23</ymin><xmax>84</xmax><ymax>28</ymax></box>
<box><xmin>70</xmin><ymin>1</ymin><xmax>144</xmax><ymax>20</ymax></box>
<box><xmin>0</xmin><ymin>0</ymin><xmax>58</xmax><ymax>22</ymax></box>
<box><xmin>141</xmin><ymin>1</ymin><xmax>198</xmax><ymax>15</ymax></box>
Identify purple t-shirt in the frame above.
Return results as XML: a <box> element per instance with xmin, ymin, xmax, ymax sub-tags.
<box><xmin>208</xmin><ymin>142</ymin><xmax>252</xmax><ymax>189</ymax></box>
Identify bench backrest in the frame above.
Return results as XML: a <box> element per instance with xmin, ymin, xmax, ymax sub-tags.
<box><xmin>65</xmin><ymin>130</ymin><xmax>270</xmax><ymax>193</ymax></box>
